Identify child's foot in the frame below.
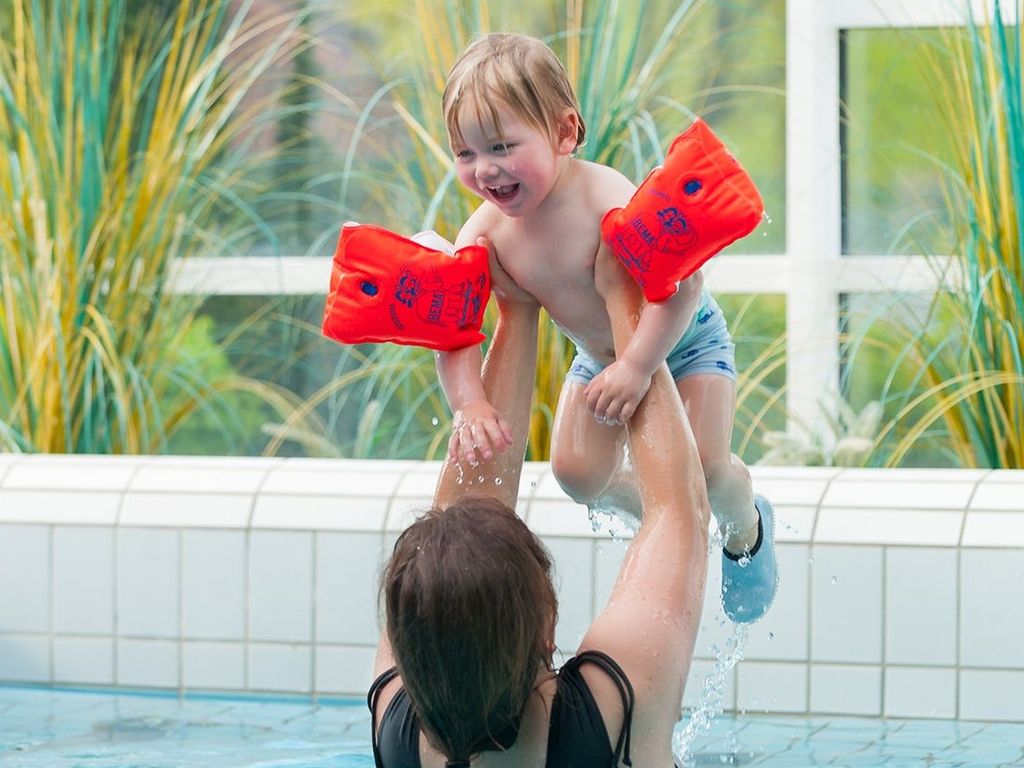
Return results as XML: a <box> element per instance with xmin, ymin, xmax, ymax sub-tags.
<box><xmin>721</xmin><ymin>494</ymin><xmax>778</xmax><ymax>624</ymax></box>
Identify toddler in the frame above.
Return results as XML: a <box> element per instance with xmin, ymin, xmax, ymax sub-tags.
<box><xmin>436</xmin><ymin>33</ymin><xmax>776</xmax><ymax>623</ymax></box>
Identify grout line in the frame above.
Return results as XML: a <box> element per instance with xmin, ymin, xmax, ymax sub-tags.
<box><xmin>47</xmin><ymin>525</ymin><xmax>55</xmax><ymax>684</ymax></box>
<box><xmin>880</xmin><ymin>544</ymin><xmax>887</xmax><ymax>717</ymax></box>
<box><xmin>311</xmin><ymin>532</ymin><xmax>319</xmax><ymax>704</ymax></box>
<box><xmin>177</xmin><ymin>529</ymin><xmax>184</xmax><ymax>696</ymax></box>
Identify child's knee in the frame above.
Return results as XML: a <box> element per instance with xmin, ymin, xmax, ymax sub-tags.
<box><xmin>551</xmin><ymin>454</ymin><xmax>605</xmax><ymax>505</ymax></box>
<box><xmin>703</xmin><ymin>452</ymin><xmax>751</xmax><ymax>497</ymax></box>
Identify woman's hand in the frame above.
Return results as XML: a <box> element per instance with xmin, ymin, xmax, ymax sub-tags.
<box><xmin>448</xmin><ymin>398</ymin><xmax>515</xmax><ymax>466</ymax></box>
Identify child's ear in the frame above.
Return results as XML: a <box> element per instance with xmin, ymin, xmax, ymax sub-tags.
<box><xmin>556</xmin><ymin>108</ymin><xmax>580</xmax><ymax>154</ymax></box>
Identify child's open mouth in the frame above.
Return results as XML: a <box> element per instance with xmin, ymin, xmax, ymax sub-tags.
<box><xmin>488</xmin><ymin>183</ymin><xmax>520</xmax><ymax>202</ymax></box>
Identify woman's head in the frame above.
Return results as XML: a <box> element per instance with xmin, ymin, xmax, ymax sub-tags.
<box><xmin>382</xmin><ymin>496</ymin><xmax>557</xmax><ymax>765</ymax></box>
<box><xmin>442</xmin><ymin>33</ymin><xmax>586</xmax><ymax>152</ymax></box>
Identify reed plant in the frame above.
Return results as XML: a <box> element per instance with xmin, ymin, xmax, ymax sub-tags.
<box><xmin>845</xmin><ymin>2</ymin><xmax>1024</xmax><ymax>468</ymax></box>
<box><xmin>306</xmin><ymin>0</ymin><xmax>721</xmax><ymax>459</ymax></box>
<box><xmin>0</xmin><ymin>0</ymin><xmax>321</xmax><ymax>453</ymax></box>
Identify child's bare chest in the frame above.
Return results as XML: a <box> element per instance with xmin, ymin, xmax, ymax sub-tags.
<box><xmin>494</xmin><ymin>227</ymin><xmax>616</xmax><ymax>354</ymax></box>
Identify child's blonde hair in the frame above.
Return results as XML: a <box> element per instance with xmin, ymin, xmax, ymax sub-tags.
<box><xmin>443</xmin><ymin>33</ymin><xmax>586</xmax><ymax>151</ymax></box>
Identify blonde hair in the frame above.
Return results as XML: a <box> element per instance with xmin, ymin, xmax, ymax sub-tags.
<box><xmin>443</xmin><ymin>33</ymin><xmax>586</xmax><ymax>151</ymax></box>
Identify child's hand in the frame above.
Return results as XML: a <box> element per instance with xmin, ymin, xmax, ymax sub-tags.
<box><xmin>584</xmin><ymin>359</ymin><xmax>652</xmax><ymax>425</ymax></box>
<box><xmin>449</xmin><ymin>398</ymin><xmax>515</xmax><ymax>465</ymax></box>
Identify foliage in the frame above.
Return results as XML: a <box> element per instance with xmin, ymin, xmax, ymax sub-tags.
<box><xmin>843</xmin><ymin>3</ymin><xmax>1024</xmax><ymax>468</ymax></box>
<box><xmin>0</xmin><ymin>0</ymin><xmax>320</xmax><ymax>453</ymax></box>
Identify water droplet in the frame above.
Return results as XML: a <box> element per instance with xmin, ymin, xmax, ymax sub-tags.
<box><xmin>768</xmin><ymin>631</ymin><xmax>774</xmax><ymax>640</ymax></box>
<box><xmin>431</xmin><ymin>416</ymin><xmax>439</xmax><ymax>427</ymax></box>
<box><xmin>808</xmin><ymin>556</ymin><xmax>815</xmax><ymax>565</ymax></box>
<box><xmin>737</xmin><ymin>555</ymin><xmax>750</xmax><ymax>568</ymax></box>
<box><xmin>477</xmin><ymin>475</ymin><xmax>484</xmax><ymax>483</ymax></box>
<box><xmin>831</xmin><ymin>575</ymin><xmax>838</xmax><ymax>585</ymax></box>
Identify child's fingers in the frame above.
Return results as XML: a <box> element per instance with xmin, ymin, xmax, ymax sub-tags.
<box><xmin>497</xmin><ymin>417</ymin><xmax>514</xmax><ymax>446</ymax></box>
<box><xmin>482</xmin><ymin>419</ymin><xmax>509</xmax><ymax>454</ymax></box>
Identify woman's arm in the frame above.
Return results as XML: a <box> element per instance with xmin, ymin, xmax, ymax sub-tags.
<box><xmin>578</xmin><ymin>245</ymin><xmax>711</xmax><ymax>765</ymax></box>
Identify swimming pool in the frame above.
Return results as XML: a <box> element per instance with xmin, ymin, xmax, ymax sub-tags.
<box><xmin>3</xmin><ymin>686</ymin><xmax>1023</xmax><ymax>767</ymax></box>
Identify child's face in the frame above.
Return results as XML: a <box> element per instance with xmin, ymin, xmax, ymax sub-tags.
<box><xmin>450</xmin><ymin>102</ymin><xmax>571</xmax><ymax>218</ymax></box>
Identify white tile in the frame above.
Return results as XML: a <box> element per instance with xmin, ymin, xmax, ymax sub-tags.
<box><xmin>969</xmin><ymin>482</ymin><xmax>1024</xmax><ymax>511</ymax></box>
<box><xmin>262</xmin><ymin>466</ymin><xmax>402</xmax><ymax>497</ymax></box>
<box><xmin>527</xmin><ymin>500</ymin><xmax>602</xmax><ymax>538</ymax></box>
<box><xmin>0</xmin><ymin>635</ymin><xmax>50</xmax><ymax>682</ymax></box>
<box><xmin>961</xmin><ymin>549</ymin><xmax>1024</xmax><ymax>668</ymax></box>
<box><xmin>53</xmin><ymin>527</ymin><xmax>114</xmax><ymax>634</ymax></box>
<box><xmin>594</xmin><ymin>540</ymin><xmax>628</xmax><ymax>610</ymax></box>
<box><xmin>0</xmin><ymin>525</ymin><xmax>49</xmax><ymax>633</ymax></box>
<box><xmin>775</xmin><ymin>506</ymin><xmax>816</xmax><ymax>542</ymax></box>
<box><xmin>53</xmin><ymin>637</ymin><xmax>114</xmax><ymax>685</ymax></box>
<box><xmin>751</xmin><ymin>466</ymin><xmax>841</xmax><ymax>481</ymax></box>
<box><xmin>543</xmin><ymin>538</ymin><xmax>594</xmax><ymax>654</ymax></box>
<box><xmin>736</xmin><ymin>661</ymin><xmax>807</xmax><ymax>713</ymax></box>
<box><xmin>4</xmin><ymin>460</ymin><xmax>139</xmax><ymax>491</ymax></box>
<box><xmin>248</xmin><ymin>644</ymin><xmax>311</xmax><ymax>692</ymax></box>
<box><xmin>316</xmin><ymin>533</ymin><xmax>384</xmax><ymax>645</ymax></box>
<box><xmin>117</xmin><ymin>529</ymin><xmax>179</xmax><ymax>638</ymax></box>
<box><xmin>182</xmin><ymin>530</ymin><xmax>246</xmax><ymax>640</ymax></box>
<box><xmin>960</xmin><ymin>669</ymin><xmax>1024</xmax><ymax>720</ymax></box>
<box><xmin>885</xmin><ymin>548</ymin><xmax>957</xmax><ymax>665</ymax></box>
<box><xmin>961</xmin><ymin>511</ymin><xmax>1024</xmax><ymax>546</ymax></box>
<box><xmin>130</xmin><ymin>464</ymin><xmax>270</xmax><ymax>493</ymax></box>
<box><xmin>884</xmin><ymin>667</ymin><xmax>956</xmax><ymax>718</ymax></box>
<box><xmin>810</xmin><ymin>546</ymin><xmax>882</xmax><ymax>663</ymax></box>
<box><xmin>315</xmin><ymin>645</ymin><xmax>377</xmax><ymax>695</ymax></box>
<box><xmin>394</xmin><ymin>469</ymin><xmax>444</xmax><ymax>498</ymax></box>
<box><xmin>249</xmin><ymin>532</ymin><xmax>314</xmax><ymax>642</ymax></box>
<box><xmin>683</xmin><ymin>657</ymin><xmax>737</xmax><ymax>711</ymax></box>
<box><xmin>182</xmin><ymin>641</ymin><xmax>245</xmax><ymax>690</ymax></box>
<box><xmin>253</xmin><ymin>495</ymin><xmax>387</xmax><ymax>532</ymax></box>
<box><xmin>814</xmin><ymin>507</ymin><xmax>962</xmax><ymax>545</ymax></box>
<box><xmin>822</xmin><ymin>477</ymin><xmax>974</xmax><ymax>510</ymax></box>
<box><xmin>0</xmin><ymin>491</ymin><xmax>121</xmax><ymax>524</ymax></box>
<box><xmin>744</xmin><ymin>544</ymin><xmax>809</xmax><ymax>662</ymax></box>
<box><xmin>120</xmin><ymin>493</ymin><xmax>252</xmax><ymax>528</ymax></box>
<box><xmin>810</xmin><ymin>665</ymin><xmax>880</xmax><ymax>715</ymax></box>
<box><xmin>835</xmin><ymin>468</ymin><xmax>988</xmax><ymax>483</ymax></box>
<box><xmin>755</xmin><ymin>477</ymin><xmax>831</xmax><ymax>506</ymax></box>
<box><xmin>988</xmin><ymin>470</ymin><xmax>1024</xmax><ymax>482</ymax></box>
<box><xmin>117</xmin><ymin>638</ymin><xmax>179</xmax><ymax>688</ymax></box>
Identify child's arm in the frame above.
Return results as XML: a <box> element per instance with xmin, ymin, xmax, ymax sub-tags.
<box><xmin>436</xmin><ymin>236</ymin><xmax>540</xmax><ymax>466</ymax></box>
<box><xmin>585</xmin><ymin>268</ymin><xmax>703</xmax><ymax>424</ymax></box>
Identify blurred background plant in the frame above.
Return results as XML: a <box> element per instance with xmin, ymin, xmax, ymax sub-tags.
<box><xmin>0</xmin><ymin>0</ymin><xmax>327</xmax><ymax>453</ymax></box>
<box><xmin>840</xmin><ymin>2</ymin><xmax>1023</xmax><ymax>468</ymax></box>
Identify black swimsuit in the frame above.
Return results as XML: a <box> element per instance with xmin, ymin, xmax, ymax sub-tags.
<box><xmin>367</xmin><ymin>650</ymin><xmax>635</xmax><ymax>768</ymax></box>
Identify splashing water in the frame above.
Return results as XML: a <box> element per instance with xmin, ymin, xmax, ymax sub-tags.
<box><xmin>673</xmin><ymin>623</ymin><xmax>749</xmax><ymax>765</ymax></box>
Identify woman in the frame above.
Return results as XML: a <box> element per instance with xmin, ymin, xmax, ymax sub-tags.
<box><xmin>367</xmin><ymin>239</ymin><xmax>710</xmax><ymax>767</ymax></box>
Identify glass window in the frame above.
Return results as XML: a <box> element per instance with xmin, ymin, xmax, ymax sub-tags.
<box><xmin>842</xmin><ymin>28</ymin><xmax>957</xmax><ymax>256</ymax></box>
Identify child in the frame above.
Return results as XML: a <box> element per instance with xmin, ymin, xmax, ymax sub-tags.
<box><xmin>436</xmin><ymin>32</ymin><xmax>777</xmax><ymax>624</ymax></box>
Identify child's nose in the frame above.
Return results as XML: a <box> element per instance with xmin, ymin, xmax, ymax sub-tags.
<box><xmin>475</xmin><ymin>159</ymin><xmax>500</xmax><ymax>182</ymax></box>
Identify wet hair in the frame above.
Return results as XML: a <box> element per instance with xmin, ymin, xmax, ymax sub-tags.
<box><xmin>442</xmin><ymin>33</ymin><xmax>586</xmax><ymax>151</ymax></box>
<box><xmin>381</xmin><ymin>496</ymin><xmax>558</xmax><ymax>766</ymax></box>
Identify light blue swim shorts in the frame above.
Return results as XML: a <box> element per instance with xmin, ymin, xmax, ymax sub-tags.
<box><xmin>565</xmin><ymin>292</ymin><xmax>736</xmax><ymax>384</ymax></box>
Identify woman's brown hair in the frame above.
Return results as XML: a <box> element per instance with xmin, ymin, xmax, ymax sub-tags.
<box><xmin>381</xmin><ymin>496</ymin><xmax>558</xmax><ymax>765</ymax></box>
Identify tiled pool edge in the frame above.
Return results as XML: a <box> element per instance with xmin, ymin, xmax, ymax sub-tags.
<box><xmin>0</xmin><ymin>455</ymin><xmax>1021</xmax><ymax>721</ymax></box>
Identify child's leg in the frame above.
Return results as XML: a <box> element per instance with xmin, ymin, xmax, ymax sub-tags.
<box><xmin>674</xmin><ymin>373</ymin><xmax>758</xmax><ymax>553</ymax></box>
<box><xmin>550</xmin><ymin>381</ymin><xmax>634</xmax><ymax>512</ymax></box>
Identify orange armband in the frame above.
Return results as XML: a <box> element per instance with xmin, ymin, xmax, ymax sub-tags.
<box><xmin>321</xmin><ymin>224</ymin><xmax>490</xmax><ymax>351</ymax></box>
<box><xmin>600</xmin><ymin>118</ymin><xmax>764</xmax><ymax>302</ymax></box>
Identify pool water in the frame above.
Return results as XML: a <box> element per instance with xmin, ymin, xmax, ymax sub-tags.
<box><xmin>2</xmin><ymin>686</ymin><xmax>1024</xmax><ymax>767</ymax></box>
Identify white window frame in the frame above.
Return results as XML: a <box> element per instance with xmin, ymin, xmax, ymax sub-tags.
<box><xmin>170</xmin><ymin>0</ymin><xmax>1002</xmax><ymax>439</ymax></box>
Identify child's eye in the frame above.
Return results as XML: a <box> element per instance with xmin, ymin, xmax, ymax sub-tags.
<box><xmin>455</xmin><ymin>149</ymin><xmax>474</xmax><ymax>161</ymax></box>
<box><xmin>492</xmin><ymin>143</ymin><xmax>513</xmax><ymax>155</ymax></box>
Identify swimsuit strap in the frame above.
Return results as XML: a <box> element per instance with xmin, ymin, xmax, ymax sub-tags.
<box><xmin>367</xmin><ymin>667</ymin><xmax>401</xmax><ymax>761</ymax></box>
<box><xmin>573</xmin><ymin>651</ymin><xmax>636</xmax><ymax>766</ymax></box>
